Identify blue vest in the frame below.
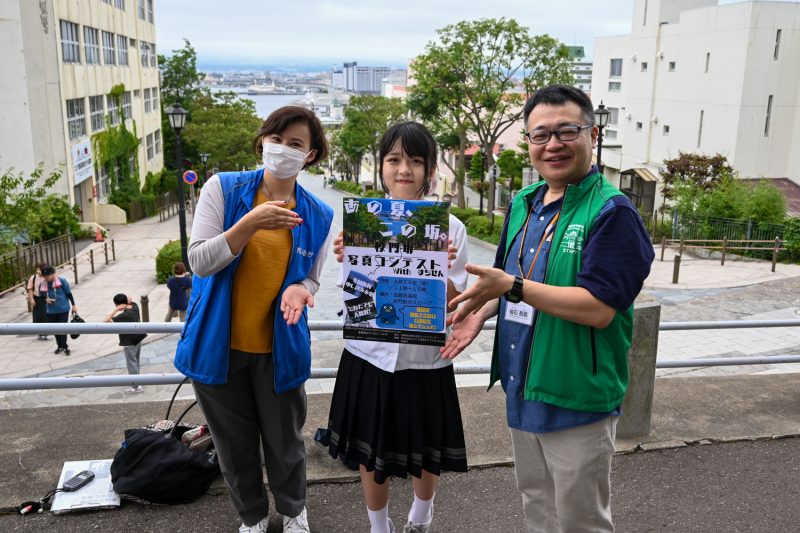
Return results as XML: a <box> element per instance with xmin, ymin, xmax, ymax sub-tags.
<box><xmin>174</xmin><ymin>169</ymin><xmax>334</xmax><ymax>393</ymax></box>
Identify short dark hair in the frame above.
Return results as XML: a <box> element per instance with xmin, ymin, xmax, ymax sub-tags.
<box><xmin>253</xmin><ymin>106</ymin><xmax>328</xmax><ymax>167</ymax></box>
<box><xmin>113</xmin><ymin>293</ymin><xmax>128</xmax><ymax>306</ymax></box>
<box><xmin>378</xmin><ymin>121</ymin><xmax>438</xmax><ymax>195</ymax></box>
<box><xmin>41</xmin><ymin>265</ymin><xmax>55</xmax><ymax>276</ymax></box>
<box><xmin>523</xmin><ymin>85</ymin><xmax>595</xmax><ymax>129</ymax></box>
<box><xmin>173</xmin><ymin>262</ymin><xmax>186</xmax><ymax>275</ymax></box>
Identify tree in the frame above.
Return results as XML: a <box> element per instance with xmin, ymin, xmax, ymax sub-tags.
<box><xmin>468</xmin><ymin>151</ymin><xmax>489</xmax><ymax>214</ymax></box>
<box><xmin>0</xmin><ymin>165</ymin><xmax>79</xmax><ymax>247</ymax></box>
<box><xmin>158</xmin><ymin>39</ymin><xmax>205</xmax><ymax>170</ymax></box>
<box><xmin>661</xmin><ymin>152</ymin><xmax>734</xmax><ymax>214</ymax></box>
<box><xmin>410</xmin><ymin>19</ymin><xmax>572</xmax><ymax>207</ymax></box>
<box><xmin>181</xmin><ymin>91</ymin><xmax>262</xmax><ymax>172</ymax></box>
<box><xmin>340</xmin><ymin>96</ymin><xmax>407</xmax><ymax>189</ymax></box>
<box><xmin>496</xmin><ymin>148</ymin><xmax>527</xmax><ymax>194</ymax></box>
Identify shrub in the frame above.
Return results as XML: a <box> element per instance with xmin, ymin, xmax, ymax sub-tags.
<box><xmin>333</xmin><ymin>180</ymin><xmax>361</xmax><ymax>195</ymax></box>
<box><xmin>364</xmin><ymin>189</ymin><xmax>385</xmax><ymax>198</ymax></box>
<box><xmin>450</xmin><ymin>207</ymin><xmax>480</xmax><ymax>225</ymax></box>
<box><xmin>305</xmin><ymin>166</ymin><xmax>325</xmax><ymax>175</ymax></box>
<box><xmin>465</xmin><ymin>213</ymin><xmax>504</xmax><ymax>245</ymax></box>
<box><xmin>155</xmin><ymin>240</ymin><xmax>182</xmax><ymax>283</ymax></box>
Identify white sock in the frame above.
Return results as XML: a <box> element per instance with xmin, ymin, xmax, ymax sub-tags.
<box><xmin>409</xmin><ymin>493</ymin><xmax>434</xmax><ymax>524</ymax></box>
<box><xmin>367</xmin><ymin>504</ymin><xmax>391</xmax><ymax>533</ymax></box>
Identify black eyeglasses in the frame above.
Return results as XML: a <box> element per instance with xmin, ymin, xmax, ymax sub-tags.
<box><xmin>524</xmin><ymin>125</ymin><xmax>593</xmax><ymax>145</ymax></box>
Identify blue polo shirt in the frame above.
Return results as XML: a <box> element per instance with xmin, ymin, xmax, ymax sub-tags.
<box><xmin>494</xmin><ymin>168</ymin><xmax>654</xmax><ymax>433</ymax></box>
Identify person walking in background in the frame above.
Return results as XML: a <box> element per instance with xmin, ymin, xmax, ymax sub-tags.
<box><xmin>40</xmin><ymin>265</ymin><xmax>77</xmax><ymax>356</ymax></box>
<box><xmin>174</xmin><ymin>105</ymin><xmax>334</xmax><ymax>533</ymax></box>
<box><xmin>26</xmin><ymin>263</ymin><xmax>48</xmax><ymax>340</ymax></box>
<box><xmin>326</xmin><ymin>122</ymin><xmax>469</xmax><ymax>533</ymax></box>
<box><xmin>165</xmin><ymin>261</ymin><xmax>192</xmax><ymax>322</ymax></box>
<box><xmin>105</xmin><ymin>293</ymin><xmax>147</xmax><ymax>393</ymax></box>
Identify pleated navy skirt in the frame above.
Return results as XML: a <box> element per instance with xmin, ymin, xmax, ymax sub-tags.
<box><xmin>327</xmin><ymin>349</ymin><xmax>468</xmax><ymax>484</ymax></box>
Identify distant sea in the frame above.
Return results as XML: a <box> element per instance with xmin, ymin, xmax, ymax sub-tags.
<box><xmin>210</xmin><ymin>88</ymin><xmax>304</xmax><ymax>119</ymax></box>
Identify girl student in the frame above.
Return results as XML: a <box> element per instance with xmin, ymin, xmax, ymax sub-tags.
<box><xmin>327</xmin><ymin>121</ymin><xmax>469</xmax><ymax>533</ymax></box>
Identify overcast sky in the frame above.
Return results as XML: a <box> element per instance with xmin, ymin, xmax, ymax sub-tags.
<box><xmin>153</xmin><ymin>1</ymin><xmax>790</xmax><ymax>68</ymax></box>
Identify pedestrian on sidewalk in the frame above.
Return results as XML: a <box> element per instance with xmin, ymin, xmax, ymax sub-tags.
<box><xmin>164</xmin><ymin>261</ymin><xmax>192</xmax><ymax>322</ymax></box>
<box><xmin>26</xmin><ymin>263</ymin><xmax>49</xmax><ymax>340</ymax></box>
<box><xmin>174</xmin><ymin>106</ymin><xmax>334</xmax><ymax>533</ymax></box>
<box><xmin>40</xmin><ymin>265</ymin><xmax>77</xmax><ymax>356</ymax></box>
<box><xmin>442</xmin><ymin>85</ymin><xmax>654</xmax><ymax>533</ymax></box>
<box><xmin>104</xmin><ymin>293</ymin><xmax>147</xmax><ymax>393</ymax></box>
<box><xmin>326</xmin><ymin>121</ymin><xmax>469</xmax><ymax>533</ymax></box>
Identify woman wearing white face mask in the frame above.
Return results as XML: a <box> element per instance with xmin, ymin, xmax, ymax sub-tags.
<box><xmin>175</xmin><ymin>106</ymin><xmax>335</xmax><ymax>533</ymax></box>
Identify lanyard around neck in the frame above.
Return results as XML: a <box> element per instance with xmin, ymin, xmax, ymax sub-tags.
<box><xmin>516</xmin><ymin>206</ymin><xmax>560</xmax><ymax>281</ymax></box>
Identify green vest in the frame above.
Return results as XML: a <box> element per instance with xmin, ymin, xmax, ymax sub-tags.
<box><xmin>490</xmin><ymin>172</ymin><xmax>632</xmax><ymax>412</ymax></box>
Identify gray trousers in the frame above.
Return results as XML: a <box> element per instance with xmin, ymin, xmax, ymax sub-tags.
<box><xmin>123</xmin><ymin>344</ymin><xmax>141</xmax><ymax>375</ymax></box>
<box><xmin>193</xmin><ymin>350</ymin><xmax>307</xmax><ymax>526</ymax></box>
<box><xmin>510</xmin><ymin>416</ymin><xmax>618</xmax><ymax>533</ymax></box>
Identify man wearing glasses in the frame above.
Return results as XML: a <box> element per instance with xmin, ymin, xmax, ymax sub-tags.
<box><xmin>441</xmin><ymin>85</ymin><xmax>654</xmax><ymax>532</ymax></box>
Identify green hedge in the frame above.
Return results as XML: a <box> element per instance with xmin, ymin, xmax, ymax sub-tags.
<box><xmin>333</xmin><ymin>180</ymin><xmax>361</xmax><ymax>195</ymax></box>
<box><xmin>155</xmin><ymin>240</ymin><xmax>182</xmax><ymax>283</ymax></box>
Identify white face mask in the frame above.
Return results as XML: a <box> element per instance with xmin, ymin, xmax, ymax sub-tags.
<box><xmin>262</xmin><ymin>143</ymin><xmax>310</xmax><ymax>179</ymax></box>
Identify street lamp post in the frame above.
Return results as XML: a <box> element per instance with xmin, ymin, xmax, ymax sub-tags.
<box><xmin>594</xmin><ymin>101</ymin><xmax>610</xmax><ymax>174</ymax></box>
<box><xmin>199</xmin><ymin>152</ymin><xmax>210</xmax><ymax>188</ymax></box>
<box><xmin>166</xmin><ymin>103</ymin><xmax>190</xmax><ymax>271</ymax></box>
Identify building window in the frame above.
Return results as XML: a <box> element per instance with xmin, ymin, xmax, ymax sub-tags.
<box><xmin>143</xmin><ymin>88</ymin><xmax>151</xmax><ymax>112</ymax></box>
<box><xmin>608</xmin><ymin>81</ymin><xmax>621</xmax><ymax>92</ymax></box>
<box><xmin>608</xmin><ymin>107</ymin><xmax>619</xmax><ymax>126</ymax></box>
<box><xmin>154</xmin><ymin>129</ymin><xmax>161</xmax><ymax>154</ymax></box>
<box><xmin>102</xmin><ymin>31</ymin><xmax>116</xmax><ymax>65</ymax></box>
<box><xmin>619</xmin><ymin>170</ymin><xmax>656</xmax><ymax>216</ymax></box>
<box><xmin>59</xmin><ymin>20</ymin><xmax>80</xmax><ymax>64</ymax></box>
<box><xmin>133</xmin><ymin>89</ymin><xmax>140</xmax><ymax>98</ymax></box>
<box><xmin>764</xmin><ymin>95</ymin><xmax>773</xmax><ymax>136</ymax></box>
<box><xmin>705</xmin><ymin>53</ymin><xmax>710</xmax><ymax>73</ymax></box>
<box><xmin>146</xmin><ymin>133</ymin><xmax>154</xmax><ymax>161</ymax></box>
<box><xmin>115</xmin><ymin>0</ymin><xmax>125</xmax><ymax>8</ymax></box>
<box><xmin>697</xmin><ymin>110</ymin><xmax>704</xmax><ymax>148</ymax></box>
<box><xmin>641</xmin><ymin>62</ymin><xmax>648</xmax><ymax>72</ymax></box>
<box><xmin>151</xmin><ymin>87</ymin><xmax>159</xmax><ymax>111</ymax></box>
<box><xmin>129</xmin><ymin>154</ymin><xmax>136</xmax><ymax>175</ymax></box>
<box><xmin>668</xmin><ymin>61</ymin><xmax>676</xmax><ymax>72</ymax></box>
<box><xmin>609</xmin><ymin>58</ymin><xmax>623</xmax><ymax>77</ymax></box>
<box><xmin>774</xmin><ymin>29</ymin><xmax>782</xmax><ymax>60</ymax></box>
<box><xmin>147</xmin><ymin>0</ymin><xmax>154</xmax><ymax>22</ymax></box>
<box><xmin>140</xmin><ymin>42</ymin><xmax>152</xmax><ymax>67</ymax></box>
<box><xmin>605</xmin><ymin>129</ymin><xmax>618</xmax><ymax>141</ymax></box>
<box><xmin>107</xmin><ymin>95</ymin><xmax>120</xmax><ymax>126</ymax></box>
<box><xmin>83</xmin><ymin>27</ymin><xmax>100</xmax><ymax>65</ymax></box>
<box><xmin>150</xmin><ymin>44</ymin><xmax>157</xmax><ymax>67</ymax></box>
<box><xmin>122</xmin><ymin>91</ymin><xmax>132</xmax><ymax>120</ymax></box>
<box><xmin>66</xmin><ymin>98</ymin><xmax>86</xmax><ymax>140</ymax></box>
<box><xmin>663</xmin><ymin>125</ymin><xmax>670</xmax><ymax>135</ymax></box>
<box><xmin>98</xmin><ymin>164</ymin><xmax>110</xmax><ymax>197</ymax></box>
<box><xmin>635</xmin><ymin>121</ymin><xmax>643</xmax><ymax>132</ymax></box>
<box><xmin>117</xmin><ymin>34</ymin><xmax>128</xmax><ymax>65</ymax></box>
<box><xmin>643</xmin><ymin>0</ymin><xmax>648</xmax><ymax>25</ymax></box>
<box><xmin>89</xmin><ymin>95</ymin><xmax>105</xmax><ymax>132</ymax></box>
<box><xmin>138</xmin><ymin>0</ymin><xmax>145</xmax><ymax>19</ymax></box>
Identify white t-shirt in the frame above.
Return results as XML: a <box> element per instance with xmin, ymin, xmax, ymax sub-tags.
<box><xmin>344</xmin><ymin>214</ymin><xmax>469</xmax><ymax>373</ymax></box>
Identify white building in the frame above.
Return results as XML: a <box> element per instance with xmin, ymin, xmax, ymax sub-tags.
<box><xmin>1</xmin><ymin>0</ymin><xmax>163</xmax><ymax>224</ymax></box>
<box><xmin>567</xmin><ymin>46</ymin><xmax>593</xmax><ymax>93</ymax></box>
<box><xmin>591</xmin><ymin>0</ymin><xmax>800</xmax><ymax>217</ymax></box>
<box><xmin>342</xmin><ymin>61</ymin><xmax>391</xmax><ymax>94</ymax></box>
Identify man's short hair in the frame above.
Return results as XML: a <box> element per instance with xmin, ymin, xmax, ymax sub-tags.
<box><xmin>523</xmin><ymin>85</ymin><xmax>595</xmax><ymax>128</ymax></box>
<box><xmin>113</xmin><ymin>293</ymin><xmax>128</xmax><ymax>306</ymax></box>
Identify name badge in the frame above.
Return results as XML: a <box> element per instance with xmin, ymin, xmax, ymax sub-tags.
<box><xmin>505</xmin><ymin>301</ymin><xmax>534</xmax><ymax>326</ymax></box>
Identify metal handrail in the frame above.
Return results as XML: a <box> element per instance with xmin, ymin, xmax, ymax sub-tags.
<box><xmin>1</xmin><ymin>319</ymin><xmax>798</xmax><ymax>392</ymax></box>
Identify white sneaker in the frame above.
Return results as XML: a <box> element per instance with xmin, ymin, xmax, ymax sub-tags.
<box><xmin>126</xmin><ymin>385</ymin><xmax>144</xmax><ymax>393</ymax></box>
<box><xmin>239</xmin><ymin>516</ymin><xmax>268</xmax><ymax>533</ymax></box>
<box><xmin>403</xmin><ymin>503</ymin><xmax>433</xmax><ymax>532</ymax></box>
<box><xmin>283</xmin><ymin>507</ymin><xmax>310</xmax><ymax>533</ymax></box>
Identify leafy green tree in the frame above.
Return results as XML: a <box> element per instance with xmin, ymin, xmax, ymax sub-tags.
<box><xmin>158</xmin><ymin>39</ymin><xmax>205</xmax><ymax>170</ymax></box>
<box><xmin>0</xmin><ymin>165</ymin><xmax>79</xmax><ymax>246</ymax></box>
<box><xmin>410</xmin><ymin>18</ymin><xmax>572</xmax><ymax>207</ymax></box>
<box><xmin>496</xmin><ymin>149</ymin><xmax>527</xmax><ymax>193</ymax></box>
<box><xmin>468</xmin><ymin>151</ymin><xmax>489</xmax><ymax>213</ymax></box>
<box><xmin>661</xmin><ymin>152</ymin><xmax>734</xmax><ymax>214</ymax></box>
<box><xmin>343</xmin><ymin>205</ymin><xmax>385</xmax><ymax>245</ymax></box>
<box><xmin>340</xmin><ymin>95</ymin><xmax>407</xmax><ymax>189</ymax></box>
<box><xmin>181</xmin><ymin>91</ymin><xmax>262</xmax><ymax>172</ymax></box>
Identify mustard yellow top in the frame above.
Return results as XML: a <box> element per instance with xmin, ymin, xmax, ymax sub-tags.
<box><xmin>230</xmin><ymin>190</ymin><xmax>295</xmax><ymax>354</ymax></box>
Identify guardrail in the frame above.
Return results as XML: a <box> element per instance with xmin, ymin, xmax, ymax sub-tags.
<box><xmin>1</xmin><ymin>319</ymin><xmax>799</xmax><ymax>392</ymax></box>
